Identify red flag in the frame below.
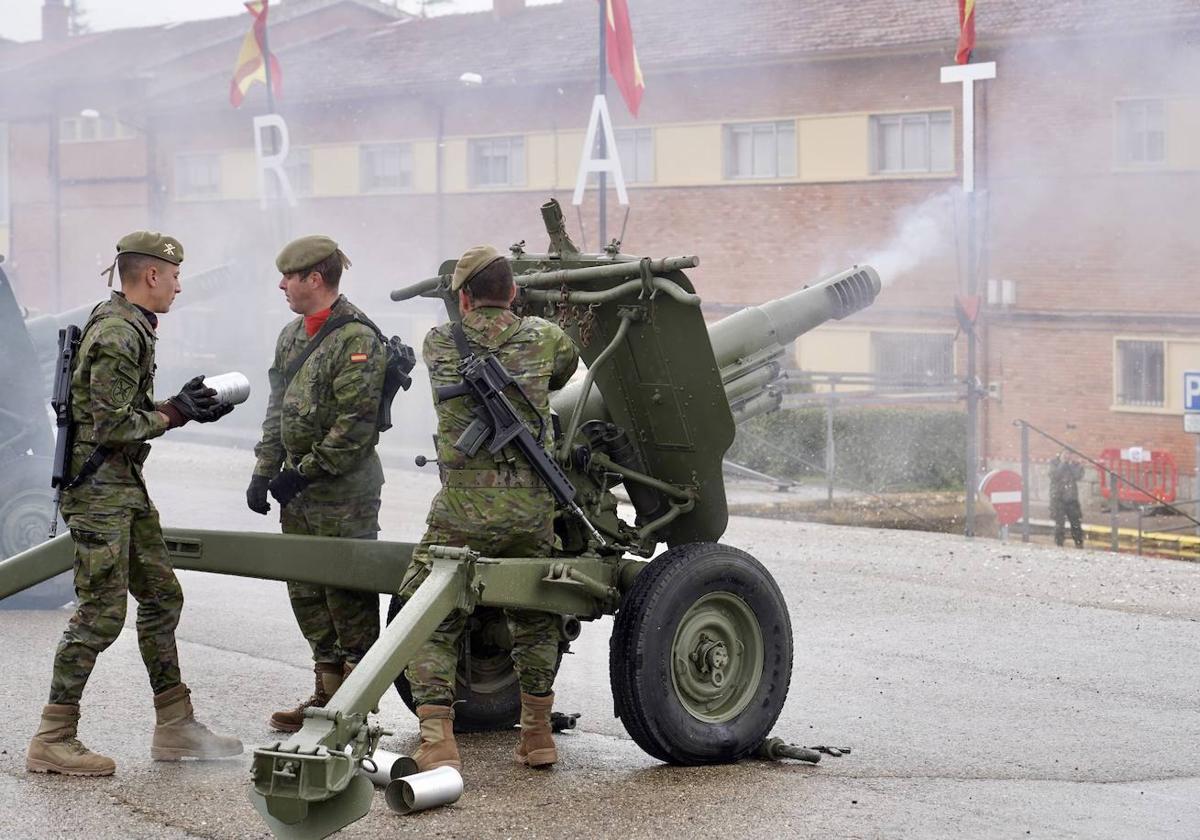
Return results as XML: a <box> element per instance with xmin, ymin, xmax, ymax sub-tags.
<box><xmin>230</xmin><ymin>0</ymin><xmax>282</xmax><ymax>108</ymax></box>
<box><xmin>604</xmin><ymin>0</ymin><xmax>644</xmax><ymax>117</ymax></box>
<box><xmin>955</xmin><ymin>0</ymin><xmax>976</xmax><ymax>65</ymax></box>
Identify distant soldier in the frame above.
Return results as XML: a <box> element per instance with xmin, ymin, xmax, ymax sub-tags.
<box><xmin>398</xmin><ymin>245</ymin><xmax>579</xmax><ymax>773</ymax></box>
<box><xmin>1049</xmin><ymin>452</ymin><xmax>1085</xmax><ymax>548</ymax></box>
<box><xmin>246</xmin><ymin>235</ymin><xmax>387</xmax><ymax>733</ymax></box>
<box><xmin>27</xmin><ymin>231</ymin><xmax>242</xmax><ymax>777</ymax></box>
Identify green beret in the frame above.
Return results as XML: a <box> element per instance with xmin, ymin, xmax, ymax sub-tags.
<box><xmin>451</xmin><ymin>244</ymin><xmax>505</xmax><ymax>292</ymax></box>
<box><xmin>116</xmin><ymin>231</ymin><xmax>184</xmax><ymax>265</ymax></box>
<box><xmin>277</xmin><ymin>235</ymin><xmax>339</xmax><ymax>275</ymax></box>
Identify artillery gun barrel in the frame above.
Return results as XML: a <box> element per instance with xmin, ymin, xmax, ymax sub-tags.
<box><xmin>709</xmin><ymin>265</ymin><xmax>881</xmax><ymax>369</ymax></box>
<box><xmin>549</xmin><ymin>264</ymin><xmax>881</xmax><ymax>423</ymax></box>
<box><xmin>23</xmin><ymin>263</ymin><xmax>239</xmax><ymax>365</ymax></box>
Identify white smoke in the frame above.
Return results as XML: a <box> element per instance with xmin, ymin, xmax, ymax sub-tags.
<box><xmin>861</xmin><ymin>189</ymin><xmax>958</xmax><ymax>287</ymax></box>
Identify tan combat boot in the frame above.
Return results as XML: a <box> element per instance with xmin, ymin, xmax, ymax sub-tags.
<box><xmin>412</xmin><ymin>704</ymin><xmax>462</xmax><ymax>772</ymax></box>
<box><xmin>269</xmin><ymin>662</ymin><xmax>343</xmax><ymax>733</ymax></box>
<box><xmin>26</xmin><ymin>704</ymin><xmax>116</xmax><ymax>776</ymax></box>
<box><xmin>151</xmin><ymin>683</ymin><xmax>243</xmax><ymax>760</ymax></box>
<box><xmin>514</xmin><ymin>692</ymin><xmax>557</xmax><ymax>768</ymax></box>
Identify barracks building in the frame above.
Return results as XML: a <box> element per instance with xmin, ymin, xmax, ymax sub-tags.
<box><xmin>2</xmin><ymin>0</ymin><xmax>1200</xmax><ymax>491</ymax></box>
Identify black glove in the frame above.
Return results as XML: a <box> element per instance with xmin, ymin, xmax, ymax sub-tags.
<box><xmin>196</xmin><ymin>401</ymin><xmax>235</xmax><ymax>423</ymax></box>
<box><xmin>268</xmin><ymin>468</ymin><xmax>309</xmax><ymax>508</ymax></box>
<box><xmin>167</xmin><ymin>376</ymin><xmax>221</xmax><ymax>423</ymax></box>
<box><xmin>246</xmin><ymin>474</ymin><xmax>272</xmax><ymax>515</ymax></box>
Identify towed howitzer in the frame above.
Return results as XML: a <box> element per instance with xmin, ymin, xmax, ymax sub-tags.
<box><xmin>0</xmin><ymin>200</ymin><xmax>880</xmax><ymax>839</ymax></box>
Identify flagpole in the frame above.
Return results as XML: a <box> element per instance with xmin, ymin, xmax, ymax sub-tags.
<box><xmin>261</xmin><ymin>0</ymin><xmax>277</xmax><ymax>117</ymax></box>
<box><xmin>597</xmin><ymin>0</ymin><xmax>607</xmax><ymax>250</ymax></box>
<box><xmin>259</xmin><ymin>0</ymin><xmax>289</xmax><ymax>243</ymax></box>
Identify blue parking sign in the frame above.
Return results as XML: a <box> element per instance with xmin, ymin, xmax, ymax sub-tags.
<box><xmin>1186</xmin><ymin>372</ymin><xmax>1200</xmax><ymax>412</ymax></box>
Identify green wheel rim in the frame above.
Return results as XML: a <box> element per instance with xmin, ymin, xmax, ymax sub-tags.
<box><xmin>670</xmin><ymin>591</ymin><xmax>765</xmax><ymax>723</ymax></box>
<box><xmin>0</xmin><ymin>491</ymin><xmax>52</xmax><ymax>558</ymax></box>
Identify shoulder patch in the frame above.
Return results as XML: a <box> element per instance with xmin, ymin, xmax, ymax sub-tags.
<box><xmin>111</xmin><ymin>377</ymin><xmax>137</xmax><ymax>407</ymax></box>
<box><xmin>350</xmin><ymin>352</ymin><xmax>368</xmax><ymax>362</ymax></box>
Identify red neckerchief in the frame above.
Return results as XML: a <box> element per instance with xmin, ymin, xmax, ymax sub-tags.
<box><xmin>304</xmin><ymin>307</ymin><xmax>332</xmax><ymax>337</ymax></box>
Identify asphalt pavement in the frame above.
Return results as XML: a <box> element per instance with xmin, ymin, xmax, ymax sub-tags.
<box><xmin>1</xmin><ymin>441</ymin><xmax>1197</xmax><ymax>839</ymax></box>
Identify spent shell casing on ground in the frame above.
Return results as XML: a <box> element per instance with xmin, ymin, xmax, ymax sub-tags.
<box><xmin>360</xmin><ymin>750</ymin><xmax>420</xmax><ymax>787</ymax></box>
<box><xmin>384</xmin><ymin>765</ymin><xmax>464</xmax><ymax>814</ymax></box>
<box><xmin>202</xmin><ymin>371</ymin><xmax>251</xmax><ymax>405</ymax></box>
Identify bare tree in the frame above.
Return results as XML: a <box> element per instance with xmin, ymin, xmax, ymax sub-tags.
<box><xmin>68</xmin><ymin>0</ymin><xmax>90</xmax><ymax>36</ymax></box>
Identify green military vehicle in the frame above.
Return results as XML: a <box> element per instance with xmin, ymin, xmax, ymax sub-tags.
<box><xmin>0</xmin><ymin>200</ymin><xmax>880</xmax><ymax>838</ymax></box>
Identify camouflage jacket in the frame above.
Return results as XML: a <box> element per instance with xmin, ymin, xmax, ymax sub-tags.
<box><xmin>253</xmin><ymin>295</ymin><xmax>386</xmax><ymax>502</ymax></box>
<box><xmin>425</xmin><ymin>307</ymin><xmax>579</xmax><ymax>480</ymax></box>
<box><xmin>64</xmin><ymin>291</ymin><xmax>170</xmax><ymax>504</ymax></box>
<box><xmin>1050</xmin><ymin>460</ymin><xmax>1084</xmax><ymax>501</ymax></box>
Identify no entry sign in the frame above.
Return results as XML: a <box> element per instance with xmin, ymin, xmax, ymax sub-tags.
<box><xmin>979</xmin><ymin>469</ymin><xmax>1023</xmax><ymax>526</ymax></box>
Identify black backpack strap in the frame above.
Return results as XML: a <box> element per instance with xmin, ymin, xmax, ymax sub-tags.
<box><xmin>282</xmin><ymin>314</ymin><xmax>359</xmax><ymax>388</ymax></box>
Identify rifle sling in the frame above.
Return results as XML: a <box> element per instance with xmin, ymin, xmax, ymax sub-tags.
<box><xmin>282</xmin><ymin>305</ymin><xmax>396</xmax><ymax>390</ymax></box>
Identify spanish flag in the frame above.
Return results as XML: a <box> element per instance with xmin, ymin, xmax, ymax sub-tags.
<box><xmin>230</xmin><ymin>0</ymin><xmax>282</xmax><ymax>108</ymax></box>
<box><xmin>604</xmin><ymin>0</ymin><xmax>644</xmax><ymax>117</ymax></box>
<box><xmin>955</xmin><ymin>0</ymin><xmax>976</xmax><ymax>65</ymax></box>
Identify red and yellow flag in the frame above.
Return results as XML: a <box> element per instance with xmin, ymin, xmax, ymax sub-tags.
<box><xmin>955</xmin><ymin>0</ymin><xmax>976</xmax><ymax>65</ymax></box>
<box><xmin>604</xmin><ymin>0</ymin><xmax>644</xmax><ymax>117</ymax></box>
<box><xmin>230</xmin><ymin>0</ymin><xmax>282</xmax><ymax>108</ymax></box>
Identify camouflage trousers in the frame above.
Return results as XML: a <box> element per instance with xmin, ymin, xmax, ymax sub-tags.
<box><xmin>1051</xmin><ymin>497</ymin><xmax>1084</xmax><ymax>547</ymax></box>
<box><xmin>399</xmin><ymin>485</ymin><xmax>560</xmax><ymax>706</ymax></box>
<box><xmin>50</xmin><ymin>497</ymin><xmax>183</xmax><ymax>706</ymax></box>
<box><xmin>281</xmin><ymin>494</ymin><xmax>382</xmax><ymax>666</ymax></box>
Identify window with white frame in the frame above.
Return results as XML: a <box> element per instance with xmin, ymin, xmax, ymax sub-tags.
<box><xmin>1116</xmin><ymin>339</ymin><xmax>1164</xmax><ymax>406</ymax></box>
<box><xmin>174</xmin><ymin>153</ymin><xmax>220</xmax><ymax>199</ymax></box>
<box><xmin>871</xmin><ymin>111</ymin><xmax>953</xmax><ymax>174</ymax></box>
<box><xmin>614</xmin><ymin>127</ymin><xmax>654</xmax><ymax>184</ymax></box>
<box><xmin>59</xmin><ymin>115</ymin><xmax>136</xmax><ymax>144</ymax></box>
<box><xmin>724</xmin><ymin>120</ymin><xmax>796</xmax><ymax>179</ymax></box>
<box><xmin>285</xmin><ymin>147</ymin><xmax>312</xmax><ymax>196</ymax></box>
<box><xmin>0</xmin><ymin>123</ymin><xmax>8</xmax><ymax>226</ymax></box>
<box><xmin>266</xmin><ymin>147</ymin><xmax>312</xmax><ymax>199</ymax></box>
<box><xmin>468</xmin><ymin>136</ymin><xmax>525</xmax><ymax>188</ymax></box>
<box><xmin>1116</xmin><ymin>99</ymin><xmax>1166</xmax><ymax>165</ymax></box>
<box><xmin>871</xmin><ymin>331</ymin><xmax>955</xmax><ymax>384</ymax></box>
<box><xmin>360</xmin><ymin>143</ymin><xmax>413</xmax><ymax>192</ymax></box>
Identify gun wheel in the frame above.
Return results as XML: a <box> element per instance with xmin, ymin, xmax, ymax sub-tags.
<box><xmin>0</xmin><ymin>457</ymin><xmax>73</xmax><ymax>611</ymax></box>
<box><xmin>386</xmin><ymin>602</ymin><xmax>522</xmax><ymax>732</ymax></box>
<box><xmin>610</xmin><ymin>542</ymin><xmax>792</xmax><ymax>765</ymax></box>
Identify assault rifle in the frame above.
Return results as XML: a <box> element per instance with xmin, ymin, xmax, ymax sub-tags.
<box><xmin>48</xmin><ymin>325</ymin><xmax>81</xmax><ymax>537</ymax></box>
<box><xmin>435</xmin><ymin>322</ymin><xmax>604</xmax><ymax>546</ymax></box>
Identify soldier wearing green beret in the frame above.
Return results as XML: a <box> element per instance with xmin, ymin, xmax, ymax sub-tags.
<box><xmin>247</xmin><ymin>235</ymin><xmax>388</xmax><ymax>732</ymax></box>
<box><xmin>27</xmin><ymin>231</ymin><xmax>243</xmax><ymax>777</ymax></box>
<box><xmin>397</xmin><ymin>244</ymin><xmax>579</xmax><ymax>773</ymax></box>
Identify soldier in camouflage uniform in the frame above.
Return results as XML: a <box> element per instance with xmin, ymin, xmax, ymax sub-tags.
<box><xmin>246</xmin><ymin>235</ymin><xmax>387</xmax><ymax>732</ymax></box>
<box><xmin>27</xmin><ymin>231</ymin><xmax>243</xmax><ymax>777</ymax></box>
<box><xmin>399</xmin><ymin>245</ymin><xmax>579</xmax><ymax>773</ymax></box>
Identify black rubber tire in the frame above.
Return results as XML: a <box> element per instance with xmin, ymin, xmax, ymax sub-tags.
<box><xmin>610</xmin><ymin>542</ymin><xmax>792</xmax><ymax>765</ymax></box>
<box><xmin>386</xmin><ymin>599</ymin><xmax>523</xmax><ymax>732</ymax></box>
<box><xmin>0</xmin><ymin>456</ymin><xmax>73</xmax><ymax>611</ymax></box>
